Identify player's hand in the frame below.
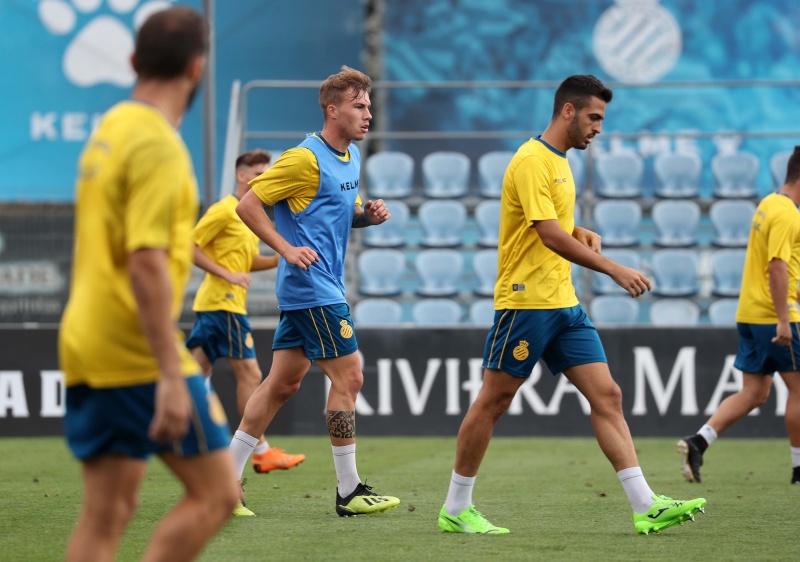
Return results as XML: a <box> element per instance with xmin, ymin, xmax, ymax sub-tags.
<box><xmin>610</xmin><ymin>264</ymin><xmax>651</xmax><ymax>298</ymax></box>
<box><xmin>282</xmin><ymin>245</ymin><xmax>319</xmax><ymax>271</ymax></box>
<box><xmin>364</xmin><ymin>199</ymin><xmax>391</xmax><ymax>225</ymax></box>
<box><xmin>226</xmin><ymin>272</ymin><xmax>251</xmax><ymax>288</ymax></box>
<box><xmin>772</xmin><ymin>321</ymin><xmax>793</xmax><ymax>346</ymax></box>
<box><xmin>573</xmin><ymin>226</ymin><xmax>602</xmax><ymax>255</ymax></box>
<box><xmin>149</xmin><ymin>376</ymin><xmax>191</xmax><ymax>443</ymax></box>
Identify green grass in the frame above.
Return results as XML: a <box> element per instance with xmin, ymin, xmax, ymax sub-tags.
<box><xmin>1</xmin><ymin>436</ymin><xmax>799</xmax><ymax>561</ymax></box>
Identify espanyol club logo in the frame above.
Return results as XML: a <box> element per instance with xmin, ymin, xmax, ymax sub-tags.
<box><xmin>593</xmin><ymin>0</ymin><xmax>682</xmax><ymax>84</ymax></box>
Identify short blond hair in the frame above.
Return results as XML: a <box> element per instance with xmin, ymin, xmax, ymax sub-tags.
<box><xmin>319</xmin><ymin>65</ymin><xmax>371</xmax><ymax>118</ymax></box>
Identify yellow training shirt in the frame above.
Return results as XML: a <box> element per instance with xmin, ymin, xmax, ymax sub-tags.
<box><xmin>737</xmin><ymin>192</ymin><xmax>800</xmax><ymax>323</ymax></box>
<box><xmin>494</xmin><ymin>138</ymin><xmax>578</xmax><ymax>310</ymax></box>
<box><xmin>192</xmin><ymin>195</ymin><xmax>259</xmax><ymax>314</ymax></box>
<box><xmin>59</xmin><ymin>102</ymin><xmax>201</xmax><ymax>388</ymax></box>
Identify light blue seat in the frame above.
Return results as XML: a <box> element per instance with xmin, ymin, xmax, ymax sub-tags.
<box><xmin>653</xmin><ymin>152</ymin><xmax>702</xmax><ymax>198</ymax></box>
<box><xmin>652</xmin><ymin>200</ymin><xmax>701</xmax><ymax>247</ymax></box>
<box><xmin>593</xmin><ymin>200</ymin><xmax>641</xmax><ymax>247</ymax></box>
<box><xmin>358</xmin><ymin>249</ymin><xmax>406</xmax><ymax>297</ymax></box>
<box><xmin>468</xmin><ymin>299</ymin><xmax>496</xmax><ymax>325</ymax></box>
<box><xmin>475</xmin><ymin>199</ymin><xmax>501</xmax><ymax>247</ymax></box>
<box><xmin>472</xmin><ymin>249</ymin><xmax>498</xmax><ymax>297</ymax></box>
<box><xmin>711</xmin><ymin>151</ymin><xmax>760</xmax><ymax>198</ymax></box>
<box><xmin>708</xmin><ymin>298</ymin><xmax>739</xmax><ymax>326</ymax></box>
<box><xmin>365</xmin><ymin>151</ymin><xmax>414</xmax><ymax>199</ymax></box>
<box><xmin>595</xmin><ymin>151</ymin><xmax>644</xmax><ymax>198</ymax></box>
<box><xmin>589</xmin><ymin>295</ymin><xmax>640</xmax><ymax>326</ymax></box>
<box><xmin>649</xmin><ymin>298</ymin><xmax>701</xmax><ymax>326</ymax></box>
<box><xmin>353</xmin><ymin>298</ymin><xmax>403</xmax><ymax>326</ymax></box>
<box><xmin>418</xmin><ymin>200</ymin><xmax>466</xmax><ymax>247</ymax></box>
<box><xmin>710</xmin><ymin>199</ymin><xmax>755</xmax><ymax>247</ymax></box>
<box><xmin>567</xmin><ymin>150</ymin><xmax>586</xmax><ymax>196</ymax></box>
<box><xmin>651</xmin><ymin>250</ymin><xmax>699</xmax><ymax>297</ymax></box>
<box><xmin>711</xmin><ymin>249</ymin><xmax>747</xmax><ymax>297</ymax></box>
<box><xmin>477</xmin><ymin>151</ymin><xmax>514</xmax><ymax>198</ymax></box>
<box><xmin>362</xmin><ymin>200</ymin><xmax>410</xmax><ymax>248</ymax></box>
<box><xmin>592</xmin><ymin>249</ymin><xmax>640</xmax><ymax>295</ymax></box>
<box><xmin>422</xmin><ymin>151</ymin><xmax>471</xmax><ymax>198</ymax></box>
<box><xmin>770</xmin><ymin>150</ymin><xmax>793</xmax><ymax>187</ymax></box>
<box><xmin>415</xmin><ymin>249</ymin><xmax>464</xmax><ymax>297</ymax></box>
<box><xmin>412</xmin><ymin>299</ymin><xmax>463</xmax><ymax>326</ymax></box>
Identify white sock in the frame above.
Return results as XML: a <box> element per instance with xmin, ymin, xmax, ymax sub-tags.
<box><xmin>230</xmin><ymin>430</ymin><xmax>258</xmax><ymax>479</ymax></box>
<box><xmin>444</xmin><ymin>471</ymin><xmax>475</xmax><ymax>516</ymax></box>
<box><xmin>253</xmin><ymin>439</ymin><xmax>269</xmax><ymax>455</ymax></box>
<box><xmin>332</xmin><ymin>444</ymin><xmax>361</xmax><ymax>497</ymax></box>
<box><xmin>617</xmin><ymin>466</ymin><xmax>655</xmax><ymax>514</ymax></box>
<box><xmin>791</xmin><ymin>447</ymin><xmax>800</xmax><ymax>467</ymax></box>
<box><xmin>697</xmin><ymin>424</ymin><xmax>718</xmax><ymax>447</ymax></box>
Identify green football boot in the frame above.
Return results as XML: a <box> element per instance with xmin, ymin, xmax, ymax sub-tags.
<box><xmin>438</xmin><ymin>505</ymin><xmax>510</xmax><ymax>534</ymax></box>
<box><xmin>633</xmin><ymin>494</ymin><xmax>706</xmax><ymax>535</ymax></box>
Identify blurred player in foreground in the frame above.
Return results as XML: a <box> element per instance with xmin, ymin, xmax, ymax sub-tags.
<box><xmin>58</xmin><ymin>7</ymin><xmax>237</xmax><ymax>561</ymax></box>
<box><xmin>186</xmin><ymin>149</ymin><xmax>305</xmax><ymax>489</ymax></box>
<box><xmin>437</xmin><ymin>75</ymin><xmax>706</xmax><ymax>536</ymax></box>
<box><xmin>230</xmin><ymin>66</ymin><xmax>400</xmax><ymax>517</ymax></box>
<box><xmin>678</xmin><ymin>146</ymin><xmax>800</xmax><ymax>485</ymax></box>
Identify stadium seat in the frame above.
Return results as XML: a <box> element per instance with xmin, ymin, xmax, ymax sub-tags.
<box><xmin>472</xmin><ymin>249</ymin><xmax>498</xmax><ymax>297</ymax></box>
<box><xmin>362</xmin><ymin>200</ymin><xmax>410</xmax><ymax>248</ymax></box>
<box><xmin>414</xmin><ymin>249</ymin><xmax>464</xmax><ymax>297</ymax></box>
<box><xmin>595</xmin><ymin>151</ymin><xmax>644</xmax><ymax>198</ymax></box>
<box><xmin>650</xmin><ymin>249</ymin><xmax>699</xmax><ymax>297</ymax></box>
<box><xmin>593</xmin><ymin>200</ymin><xmax>641</xmax><ymax>247</ymax></box>
<box><xmin>649</xmin><ymin>298</ymin><xmax>701</xmax><ymax>326</ymax></box>
<box><xmin>365</xmin><ymin>151</ymin><xmax>414</xmax><ymax>199</ymax></box>
<box><xmin>708</xmin><ymin>298</ymin><xmax>739</xmax><ymax>326</ymax></box>
<box><xmin>475</xmin><ymin>199</ymin><xmax>501</xmax><ymax>247</ymax></box>
<box><xmin>653</xmin><ymin>152</ymin><xmax>702</xmax><ymax>198</ymax></box>
<box><xmin>412</xmin><ymin>298</ymin><xmax>463</xmax><ymax>325</ymax></box>
<box><xmin>711</xmin><ymin>151</ymin><xmax>760</xmax><ymax>198</ymax></box>
<box><xmin>353</xmin><ymin>298</ymin><xmax>403</xmax><ymax>326</ymax></box>
<box><xmin>589</xmin><ymin>295</ymin><xmax>640</xmax><ymax>326</ymax></box>
<box><xmin>477</xmin><ymin>151</ymin><xmax>514</xmax><ymax>198</ymax></box>
<box><xmin>358</xmin><ymin>249</ymin><xmax>406</xmax><ymax>297</ymax></box>
<box><xmin>567</xmin><ymin>150</ymin><xmax>586</xmax><ymax>196</ymax></box>
<box><xmin>652</xmin><ymin>200</ymin><xmax>701</xmax><ymax>247</ymax></box>
<box><xmin>592</xmin><ymin>249</ymin><xmax>641</xmax><ymax>295</ymax></box>
<box><xmin>418</xmin><ymin>200</ymin><xmax>466</xmax><ymax>247</ymax></box>
<box><xmin>770</xmin><ymin>150</ymin><xmax>793</xmax><ymax>187</ymax></box>
<box><xmin>710</xmin><ymin>199</ymin><xmax>755</xmax><ymax>247</ymax></box>
<box><xmin>468</xmin><ymin>299</ymin><xmax>496</xmax><ymax>325</ymax></box>
<box><xmin>422</xmin><ymin>151</ymin><xmax>471</xmax><ymax>198</ymax></box>
<box><xmin>711</xmin><ymin>249</ymin><xmax>747</xmax><ymax>297</ymax></box>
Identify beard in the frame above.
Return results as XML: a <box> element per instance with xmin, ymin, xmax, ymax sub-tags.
<box><xmin>566</xmin><ymin>116</ymin><xmax>587</xmax><ymax>150</ymax></box>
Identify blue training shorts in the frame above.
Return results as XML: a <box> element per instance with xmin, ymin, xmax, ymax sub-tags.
<box><xmin>273</xmin><ymin>303</ymin><xmax>358</xmax><ymax>360</ymax></box>
<box><xmin>734</xmin><ymin>322</ymin><xmax>800</xmax><ymax>374</ymax></box>
<box><xmin>65</xmin><ymin>375</ymin><xmax>230</xmax><ymax>460</ymax></box>
<box><xmin>185</xmin><ymin>311</ymin><xmax>256</xmax><ymax>364</ymax></box>
<box><xmin>482</xmin><ymin>304</ymin><xmax>607</xmax><ymax>378</ymax></box>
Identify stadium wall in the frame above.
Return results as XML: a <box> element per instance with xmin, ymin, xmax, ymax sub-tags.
<box><xmin>0</xmin><ymin>327</ymin><xmax>789</xmax><ymax>439</ymax></box>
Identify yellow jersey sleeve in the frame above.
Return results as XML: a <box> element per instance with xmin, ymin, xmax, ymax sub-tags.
<box><xmin>192</xmin><ymin>198</ymin><xmax>228</xmax><ymax>247</ymax></box>
<box><xmin>767</xmin><ymin>206</ymin><xmax>800</xmax><ymax>264</ymax></box>
<box><xmin>249</xmin><ymin>147</ymin><xmax>320</xmax><ymax>213</ymax></box>
<box><xmin>513</xmin><ymin>154</ymin><xmax>559</xmax><ymax>225</ymax></box>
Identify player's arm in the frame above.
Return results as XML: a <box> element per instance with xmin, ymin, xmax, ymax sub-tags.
<box><xmin>768</xmin><ymin>257</ymin><xmax>792</xmax><ymax>346</ymax></box>
<box><xmin>236</xmin><ymin>189</ymin><xmax>319</xmax><ymax>270</ymax></box>
<box><xmin>128</xmin><ymin>247</ymin><xmax>191</xmax><ymax>441</ymax></box>
<box><xmin>572</xmin><ymin>226</ymin><xmax>602</xmax><ymax>254</ymax></box>
<box><xmin>535</xmin><ymin>219</ymin><xmax>650</xmax><ymax>298</ymax></box>
<box><xmin>193</xmin><ymin>244</ymin><xmax>251</xmax><ymax>287</ymax></box>
<box><xmin>352</xmin><ymin>198</ymin><xmax>391</xmax><ymax>228</ymax></box>
<box><xmin>251</xmin><ymin>254</ymin><xmax>279</xmax><ymax>271</ymax></box>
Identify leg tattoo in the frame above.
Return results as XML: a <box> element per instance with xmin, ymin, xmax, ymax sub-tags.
<box><xmin>326</xmin><ymin>410</ymin><xmax>356</xmax><ymax>438</ymax></box>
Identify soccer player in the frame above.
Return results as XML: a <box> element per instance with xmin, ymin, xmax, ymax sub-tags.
<box><xmin>437</xmin><ymin>75</ymin><xmax>706</xmax><ymax>536</ymax></box>
<box><xmin>229</xmin><ymin>66</ymin><xmax>400</xmax><ymax>517</ymax></box>
<box><xmin>186</xmin><ymin>149</ymin><xmax>306</xmax><ymax>482</ymax></box>
<box><xmin>58</xmin><ymin>7</ymin><xmax>238</xmax><ymax>562</ymax></box>
<box><xmin>678</xmin><ymin>146</ymin><xmax>800</xmax><ymax>485</ymax></box>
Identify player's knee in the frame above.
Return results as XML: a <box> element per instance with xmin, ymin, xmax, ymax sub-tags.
<box><xmin>595</xmin><ymin>381</ymin><xmax>624</xmax><ymax>414</ymax></box>
<box><xmin>335</xmin><ymin>370</ymin><xmax>363</xmax><ymax>398</ymax></box>
<box><xmin>86</xmin><ymin>495</ymin><xmax>138</xmax><ymax>535</ymax></box>
<box><xmin>268</xmin><ymin>377</ymin><xmax>302</xmax><ymax>404</ymax></box>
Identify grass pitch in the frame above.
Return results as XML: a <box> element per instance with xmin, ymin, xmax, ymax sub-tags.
<box><xmin>1</xmin><ymin>435</ymin><xmax>798</xmax><ymax>561</ymax></box>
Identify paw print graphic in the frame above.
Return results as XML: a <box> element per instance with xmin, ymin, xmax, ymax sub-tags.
<box><xmin>37</xmin><ymin>0</ymin><xmax>173</xmax><ymax>88</ymax></box>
